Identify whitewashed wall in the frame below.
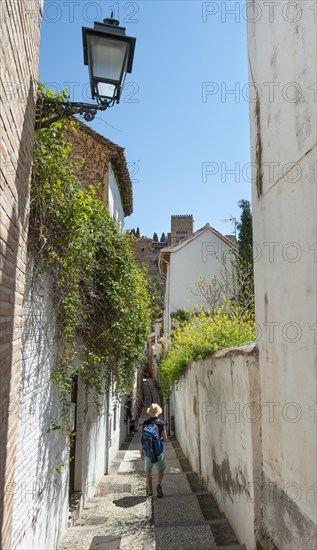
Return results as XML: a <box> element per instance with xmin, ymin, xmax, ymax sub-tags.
<box><xmin>171</xmin><ymin>345</ymin><xmax>260</xmax><ymax>550</ymax></box>
<box><xmin>74</xmin><ymin>377</ymin><xmax>107</xmax><ymax>502</ymax></box>
<box><xmin>11</xmin><ymin>259</ymin><xmax>128</xmax><ymax>549</ymax></box>
<box><xmin>108</xmin><ymin>164</ymin><xmax>125</xmax><ymax>227</ymax></box>
<box><xmin>247</xmin><ymin>1</ymin><xmax>317</xmax><ymax>547</ymax></box>
<box><xmin>108</xmin><ymin>387</ymin><xmax>128</xmax><ymax>468</ymax></box>
<box><xmin>12</xmin><ymin>262</ymin><xmax>69</xmax><ymax>550</ymax></box>
<box><xmin>165</xmin><ymin>227</ymin><xmax>235</xmax><ymax>334</ymax></box>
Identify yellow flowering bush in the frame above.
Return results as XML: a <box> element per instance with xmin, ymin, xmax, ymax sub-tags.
<box><xmin>160</xmin><ymin>308</ymin><xmax>255</xmax><ymax>398</ymax></box>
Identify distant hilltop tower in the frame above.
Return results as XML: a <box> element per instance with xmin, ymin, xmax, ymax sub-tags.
<box><xmin>170</xmin><ymin>215</ymin><xmax>194</xmax><ymax>245</ymax></box>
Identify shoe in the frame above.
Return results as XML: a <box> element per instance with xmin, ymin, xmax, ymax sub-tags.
<box><xmin>147</xmin><ymin>492</ymin><xmax>153</xmax><ymax>497</ymax></box>
<box><xmin>157</xmin><ymin>484</ymin><xmax>163</xmax><ymax>498</ymax></box>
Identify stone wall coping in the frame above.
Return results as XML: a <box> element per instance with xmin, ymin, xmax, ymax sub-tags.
<box><xmin>189</xmin><ymin>343</ymin><xmax>258</xmax><ymax>367</ymax></box>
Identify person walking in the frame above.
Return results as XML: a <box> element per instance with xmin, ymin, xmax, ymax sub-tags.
<box><xmin>141</xmin><ymin>403</ymin><xmax>167</xmax><ymax>497</ymax></box>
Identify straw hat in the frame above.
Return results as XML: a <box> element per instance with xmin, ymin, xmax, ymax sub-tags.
<box><xmin>147</xmin><ymin>403</ymin><xmax>162</xmax><ymax>418</ymax></box>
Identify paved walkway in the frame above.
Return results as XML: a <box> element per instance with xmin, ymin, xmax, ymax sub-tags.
<box><xmin>58</xmin><ymin>379</ymin><xmax>245</xmax><ymax>550</ymax></box>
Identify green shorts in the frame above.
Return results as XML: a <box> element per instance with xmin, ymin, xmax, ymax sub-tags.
<box><xmin>144</xmin><ymin>453</ymin><xmax>167</xmax><ymax>473</ymax></box>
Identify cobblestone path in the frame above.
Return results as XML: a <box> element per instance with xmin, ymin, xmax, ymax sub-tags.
<box><xmin>58</xmin><ymin>379</ymin><xmax>245</xmax><ymax>550</ymax></box>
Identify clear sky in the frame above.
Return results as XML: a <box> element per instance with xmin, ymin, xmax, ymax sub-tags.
<box><xmin>39</xmin><ymin>0</ymin><xmax>251</xmax><ymax>238</ymax></box>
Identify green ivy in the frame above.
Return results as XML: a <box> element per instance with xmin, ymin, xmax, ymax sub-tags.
<box><xmin>30</xmin><ymin>85</ymin><xmax>153</xmax><ymax>425</ymax></box>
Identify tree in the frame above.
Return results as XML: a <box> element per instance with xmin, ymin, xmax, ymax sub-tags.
<box><xmin>236</xmin><ymin>200</ymin><xmax>253</xmax><ymax>264</ymax></box>
<box><xmin>236</xmin><ymin>199</ymin><xmax>254</xmax><ymax>315</ymax></box>
<box><xmin>153</xmin><ymin>232</ymin><xmax>158</xmax><ymax>242</ymax></box>
<box><xmin>160</xmin><ymin>232</ymin><xmax>166</xmax><ymax>243</ymax></box>
<box><xmin>135</xmin><ymin>227</ymin><xmax>140</xmax><ymax>238</ymax></box>
<box><xmin>191</xmin><ymin>256</ymin><xmax>254</xmax><ymax>317</ymax></box>
<box><xmin>190</xmin><ymin>199</ymin><xmax>255</xmax><ymax>317</ymax></box>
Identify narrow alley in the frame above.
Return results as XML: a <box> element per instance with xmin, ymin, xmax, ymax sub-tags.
<box><xmin>58</xmin><ymin>379</ymin><xmax>244</xmax><ymax>550</ymax></box>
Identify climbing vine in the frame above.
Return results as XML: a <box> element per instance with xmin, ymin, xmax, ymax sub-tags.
<box><xmin>30</xmin><ymin>85</ymin><xmax>153</xmax><ymax>424</ymax></box>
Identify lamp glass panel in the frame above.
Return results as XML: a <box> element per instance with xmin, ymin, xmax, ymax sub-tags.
<box><xmin>89</xmin><ymin>35</ymin><xmax>129</xmax><ymax>82</ymax></box>
<box><xmin>97</xmin><ymin>82</ymin><xmax>116</xmax><ymax>99</ymax></box>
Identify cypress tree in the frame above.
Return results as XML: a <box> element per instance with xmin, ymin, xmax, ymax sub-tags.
<box><xmin>237</xmin><ymin>200</ymin><xmax>253</xmax><ymax>264</ymax></box>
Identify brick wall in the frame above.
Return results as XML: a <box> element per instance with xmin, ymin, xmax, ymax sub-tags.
<box><xmin>0</xmin><ymin>1</ymin><xmax>42</xmax><ymax>547</ymax></box>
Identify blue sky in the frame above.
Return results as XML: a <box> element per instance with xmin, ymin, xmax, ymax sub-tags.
<box><xmin>39</xmin><ymin>0</ymin><xmax>251</xmax><ymax>238</ymax></box>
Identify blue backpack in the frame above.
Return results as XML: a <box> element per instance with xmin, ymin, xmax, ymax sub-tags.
<box><xmin>141</xmin><ymin>421</ymin><xmax>163</xmax><ymax>463</ymax></box>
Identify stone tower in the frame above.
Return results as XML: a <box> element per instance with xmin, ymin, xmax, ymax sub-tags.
<box><xmin>170</xmin><ymin>215</ymin><xmax>194</xmax><ymax>245</ymax></box>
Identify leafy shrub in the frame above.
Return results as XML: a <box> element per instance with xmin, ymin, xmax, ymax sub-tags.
<box><xmin>159</xmin><ymin>308</ymin><xmax>255</xmax><ymax>398</ymax></box>
<box><xmin>170</xmin><ymin>308</ymin><xmax>191</xmax><ymax>326</ymax></box>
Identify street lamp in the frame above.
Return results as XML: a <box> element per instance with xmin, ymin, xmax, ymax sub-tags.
<box><xmin>83</xmin><ymin>16</ymin><xmax>136</xmax><ymax>105</ymax></box>
<box><xmin>35</xmin><ymin>14</ymin><xmax>136</xmax><ymax>130</ymax></box>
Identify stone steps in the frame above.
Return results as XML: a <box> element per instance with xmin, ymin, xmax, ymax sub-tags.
<box><xmin>58</xmin><ymin>378</ymin><xmax>246</xmax><ymax>550</ymax></box>
<box><xmin>144</xmin><ymin>379</ymin><xmax>245</xmax><ymax>550</ymax></box>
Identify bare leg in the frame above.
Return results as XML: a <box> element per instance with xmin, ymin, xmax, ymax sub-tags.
<box><xmin>146</xmin><ymin>472</ymin><xmax>153</xmax><ymax>493</ymax></box>
<box><xmin>158</xmin><ymin>471</ymin><xmax>164</xmax><ymax>484</ymax></box>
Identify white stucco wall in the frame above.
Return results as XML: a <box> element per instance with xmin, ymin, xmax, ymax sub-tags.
<box><xmin>108</xmin><ymin>164</ymin><xmax>125</xmax><ymax>227</ymax></box>
<box><xmin>107</xmin><ymin>388</ymin><xmax>128</xmax><ymax>468</ymax></box>
<box><xmin>12</xmin><ymin>262</ymin><xmax>69</xmax><ymax>550</ymax></box>
<box><xmin>12</xmin><ymin>260</ymin><xmax>128</xmax><ymax>549</ymax></box>
<box><xmin>74</xmin><ymin>382</ymin><xmax>128</xmax><ymax>507</ymax></box>
<box><xmin>171</xmin><ymin>345</ymin><xmax>260</xmax><ymax>550</ymax></box>
<box><xmin>247</xmin><ymin>1</ymin><xmax>317</xmax><ymax>547</ymax></box>
<box><xmin>74</xmin><ymin>377</ymin><xmax>107</xmax><ymax>502</ymax></box>
<box><xmin>165</xmin><ymin>227</ymin><xmax>235</xmax><ymax>334</ymax></box>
